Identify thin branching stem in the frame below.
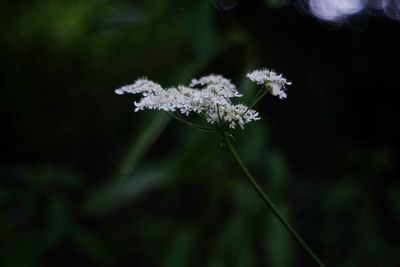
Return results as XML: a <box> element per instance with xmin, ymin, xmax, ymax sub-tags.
<box><xmin>216</xmin><ymin>104</ymin><xmax>223</xmax><ymax>129</ymax></box>
<box><xmin>242</xmin><ymin>89</ymin><xmax>268</xmax><ymax>116</ymax></box>
<box><xmin>221</xmin><ymin>131</ymin><xmax>327</xmax><ymax>267</ymax></box>
<box><xmin>167</xmin><ymin>112</ymin><xmax>215</xmax><ymax>133</ymax></box>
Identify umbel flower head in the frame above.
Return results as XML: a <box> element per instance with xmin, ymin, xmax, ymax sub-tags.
<box><xmin>246</xmin><ymin>68</ymin><xmax>291</xmax><ymax>99</ymax></box>
<box><xmin>115</xmin><ymin>69</ymin><xmax>290</xmax><ymax>130</ymax></box>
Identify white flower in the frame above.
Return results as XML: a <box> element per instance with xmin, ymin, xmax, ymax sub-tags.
<box><xmin>114</xmin><ymin>78</ymin><xmax>163</xmax><ymax>95</ymax></box>
<box><xmin>207</xmin><ymin>103</ymin><xmax>260</xmax><ymax>129</ymax></box>
<box><xmin>246</xmin><ymin>69</ymin><xmax>291</xmax><ymax>99</ymax></box>
<box><xmin>190</xmin><ymin>74</ymin><xmax>241</xmax><ymax>98</ymax></box>
<box><xmin>115</xmin><ymin>74</ymin><xmax>260</xmax><ymax>129</ymax></box>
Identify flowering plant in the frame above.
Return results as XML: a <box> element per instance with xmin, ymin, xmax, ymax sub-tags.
<box><xmin>115</xmin><ymin>68</ymin><xmax>325</xmax><ymax>267</ymax></box>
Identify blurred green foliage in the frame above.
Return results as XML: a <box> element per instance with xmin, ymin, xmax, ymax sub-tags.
<box><xmin>1</xmin><ymin>0</ymin><xmax>399</xmax><ymax>267</ymax></box>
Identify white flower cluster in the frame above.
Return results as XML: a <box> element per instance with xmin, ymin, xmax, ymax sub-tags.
<box><xmin>206</xmin><ymin>103</ymin><xmax>260</xmax><ymax>129</ymax></box>
<box><xmin>246</xmin><ymin>69</ymin><xmax>291</xmax><ymax>99</ymax></box>
<box><xmin>115</xmin><ymin>74</ymin><xmax>260</xmax><ymax>129</ymax></box>
<box><xmin>115</xmin><ymin>78</ymin><xmax>162</xmax><ymax>95</ymax></box>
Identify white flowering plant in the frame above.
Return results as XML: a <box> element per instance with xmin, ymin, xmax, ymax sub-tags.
<box><xmin>115</xmin><ymin>68</ymin><xmax>326</xmax><ymax>267</ymax></box>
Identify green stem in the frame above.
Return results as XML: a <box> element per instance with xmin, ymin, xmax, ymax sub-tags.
<box><xmin>221</xmin><ymin>132</ymin><xmax>327</xmax><ymax>267</ymax></box>
<box><xmin>242</xmin><ymin>90</ymin><xmax>268</xmax><ymax>116</ymax></box>
<box><xmin>167</xmin><ymin>112</ymin><xmax>215</xmax><ymax>133</ymax></box>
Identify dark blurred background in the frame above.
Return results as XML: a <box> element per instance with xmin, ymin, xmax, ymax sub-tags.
<box><xmin>1</xmin><ymin>0</ymin><xmax>399</xmax><ymax>266</ymax></box>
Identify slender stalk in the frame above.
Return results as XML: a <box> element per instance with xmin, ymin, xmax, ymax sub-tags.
<box><xmin>167</xmin><ymin>112</ymin><xmax>215</xmax><ymax>133</ymax></box>
<box><xmin>242</xmin><ymin>90</ymin><xmax>268</xmax><ymax>116</ymax></box>
<box><xmin>221</xmin><ymin>132</ymin><xmax>327</xmax><ymax>267</ymax></box>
